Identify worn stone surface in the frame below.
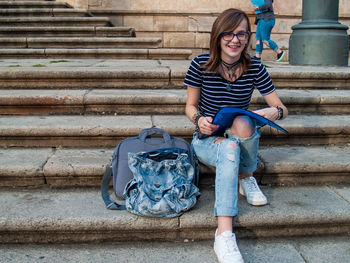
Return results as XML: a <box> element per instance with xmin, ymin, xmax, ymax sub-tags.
<box><xmin>1</xmin><ymin>236</ymin><xmax>349</xmax><ymax>263</ymax></box>
<box><xmin>83</xmin><ymin>0</ymin><xmax>350</xmax><ymax>17</ymax></box>
<box><xmin>331</xmin><ymin>185</ymin><xmax>350</xmax><ymax>203</ymax></box>
<box><xmin>163</xmin><ymin>32</ymin><xmax>195</xmax><ymax>48</ymax></box>
<box><xmin>25</xmin><ymin>37</ymin><xmax>162</xmax><ymax>49</ymax></box>
<box><xmin>123</xmin><ymin>15</ymin><xmax>155</xmax><ymax>31</ymax></box>
<box><xmin>195</xmin><ymin>32</ymin><xmax>210</xmax><ymax>48</ymax></box>
<box><xmin>151</xmin><ymin>115</ymin><xmax>194</xmax><ymax>137</ymax></box>
<box><xmin>0</xmin><ymin>89</ymin><xmax>86</xmax><ymax>105</ymax></box>
<box><xmin>87</xmin><ymin>0</ymin><xmax>350</xmax><ymax>56</ymax></box>
<box><xmin>0</xmin><ymin>188</ymin><xmax>179</xmax><ymax>243</ymax></box>
<box><xmin>43</xmin><ymin>148</ymin><xmax>113</xmax><ymax>187</ymax></box>
<box><xmin>296</xmin><ymin>236</ymin><xmax>350</xmax><ymax>263</ymax></box>
<box><xmin>0</xmin><ymin>148</ymin><xmax>53</xmax><ymax>187</ymax></box>
<box><xmin>153</xmin><ymin>15</ymin><xmax>189</xmax><ymax>32</ymax></box>
<box><xmin>0</xmin><ymin>59</ymin><xmax>349</xmax><ymax>89</ymax></box>
<box><xmin>85</xmin><ymin>89</ymin><xmax>186</xmax><ymax>105</ymax></box>
<box><xmin>0</xmin><ymin>114</ymin><xmax>349</xmax><ymax>147</ymax></box>
<box><xmin>0</xmin><ymin>26</ymin><xmax>134</xmax><ymax>37</ymax></box>
<box><xmin>180</xmin><ymin>186</ymin><xmax>350</xmax><ymax>238</ymax></box>
<box><xmin>260</xmin><ymin>146</ymin><xmax>350</xmax><ymax>174</ymax></box>
<box><xmin>2</xmin><ymin>145</ymin><xmax>350</xmax><ymax>187</ymax></box>
<box><xmin>0</xmin><ymin>186</ymin><xmax>349</xmax><ymax>243</ymax></box>
<box><xmin>0</xmin><ymin>115</ymin><xmax>152</xmax><ymax>136</ymax></box>
<box><xmin>0</xmin><ymin>115</ymin><xmax>154</xmax><ymax>147</ymax></box>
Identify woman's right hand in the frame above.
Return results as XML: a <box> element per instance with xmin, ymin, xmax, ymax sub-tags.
<box><xmin>198</xmin><ymin>116</ymin><xmax>219</xmax><ymax>135</ymax></box>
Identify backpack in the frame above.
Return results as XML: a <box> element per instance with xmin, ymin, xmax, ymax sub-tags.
<box><xmin>124</xmin><ymin>147</ymin><xmax>200</xmax><ymax>217</ymax></box>
<box><xmin>101</xmin><ymin>127</ymin><xmax>200</xmax><ymax>215</ymax></box>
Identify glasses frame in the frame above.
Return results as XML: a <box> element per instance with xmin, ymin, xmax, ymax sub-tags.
<box><xmin>219</xmin><ymin>31</ymin><xmax>250</xmax><ymax>43</ymax></box>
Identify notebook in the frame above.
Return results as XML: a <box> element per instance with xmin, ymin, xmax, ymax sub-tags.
<box><xmin>210</xmin><ymin>107</ymin><xmax>288</xmax><ymax>136</ymax></box>
<box><xmin>251</xmin><ymin>0</ymin><xmax>265</xmax><ymax>6</ymax></box>
<box><xmin>251</xmin><ymin>0</ymin><xmax>267</xmax><ymax>14</ymax></box>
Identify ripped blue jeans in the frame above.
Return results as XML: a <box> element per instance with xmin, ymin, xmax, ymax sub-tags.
<box><xmin>256</xmin><ymin>18</ymin><xmax>278</xmax><ymax>53</ymax></box>
<box><xmin>191</xmin><ymin>126</ymin><xmax>261</xmax><ymax>217</ymax></box>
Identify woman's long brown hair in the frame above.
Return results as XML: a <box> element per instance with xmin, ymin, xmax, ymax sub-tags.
<box><xmin>204</xmin><ymin>8</ymin><xmax>252</xmax><ymax>74</ymax></box>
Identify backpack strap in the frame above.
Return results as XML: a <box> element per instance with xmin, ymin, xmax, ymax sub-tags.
<box><xmin>138</xmin><ymin>127</ymin><xmax>172</xmax><ymax>143</ymax></box>
<box><xmin>101</xmin><ymin>165</ymin><xmax>126</xmax><ymax>210</ymax></box>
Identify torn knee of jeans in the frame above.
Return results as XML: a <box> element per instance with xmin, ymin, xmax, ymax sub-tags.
<box><xmin>227</xmin><ymin>140</ymin><xmax>237</xmax><ymax>150</ymax></box>
<box><xmin>263</xmin><ymin>40</ymin><xmax>269</xmax><ymax>46</ymax></box>
<box><xmin>256</xmin><ymin>40</ymin><xmax>261</xmax><ymax>44</ymax></box>
<box><xmin>226</xmin><ymin>153</ymin><xmax>236</xmax><ymax>161</ymax></box>
<box><xmin>225</xmin><ymin>141</ymin><xmax>238</xmax><ymax>161</ymax></box>
<box><xmin>214</xmin><ymin>137</ymin><xmax>226</xmax><ymax>144</ymax></box>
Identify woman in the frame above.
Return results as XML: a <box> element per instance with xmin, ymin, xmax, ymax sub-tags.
<box><xmin>253</xmin><ymin>0</ymin><xmax>285</xmax><ymax>61</ymax></box>
<box><xmin>184</xmin><ymin>8</ymin><xmax>288</xmax><ymax>263</ymax></box>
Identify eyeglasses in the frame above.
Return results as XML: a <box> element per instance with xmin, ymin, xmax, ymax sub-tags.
<box><xmin>220</xmin><ymin>31</ymin><xmax>250</xmax><ymax>42</ymax></box>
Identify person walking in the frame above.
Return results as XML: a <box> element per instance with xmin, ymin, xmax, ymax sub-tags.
<box><xmin>252</xmin><ymin>0</ymin><xmax>285</xmax><ymax>61</ymax></box>
<box><xmin>184</xmin><ymin>8</ymin><xmax>288</xmax><ymax>263</ymax></box>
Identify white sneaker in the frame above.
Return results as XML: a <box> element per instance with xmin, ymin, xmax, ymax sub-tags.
<box><xmin>239</xmin><ymin>176</ymin><xmax>267</xmax><ymax>206</ymax></box>
<box><xmin>214</xmin><ymin>230</ymin><xmax>244</xmax><ymax>263</ymax></box>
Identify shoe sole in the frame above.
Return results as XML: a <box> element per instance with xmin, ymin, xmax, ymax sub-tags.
<box><xmin>239</xmin><ymin>184</ymin><xmax>267</xmax><ymax>206</ymax></box>
<box><xmin>214</xmin><ymin>246</ymin><xmax>244</xmax><ymax>263</ymax></box>
<box><xmin>275</xmin><ymin>52</ymin><xmax>285</xmax><ymax>62</ymax></box>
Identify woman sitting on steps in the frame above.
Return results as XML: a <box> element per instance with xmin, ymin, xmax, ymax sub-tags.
<box><xmin>184</xmin><ymin>8</ymin><xmax>288</xmax><ymax>263</ymax></box>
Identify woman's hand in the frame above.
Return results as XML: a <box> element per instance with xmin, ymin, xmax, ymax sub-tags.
<box><xmin>253</xmin><ymin>107</ymin><xmax>279</xmax><ymax>121</ymax></box>
<box><xmin>198</xmin><ymin>116</ymin><xmax>219</xmax><ymax>135</ymax></box>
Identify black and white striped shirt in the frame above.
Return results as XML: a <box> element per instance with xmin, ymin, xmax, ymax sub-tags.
<box><xmin>184</xmin><ymin>53</ymin><xmax>275</xmax><ymax>118</ymax></box>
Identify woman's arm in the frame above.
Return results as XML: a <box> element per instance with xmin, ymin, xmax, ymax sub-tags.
<box><xmin>253</xmin><ymin>91</ymin><xmax>288</xmax><ymax>121</ymax></box>
<box><xmin>185</xmin><ymin>86</ymin><xmax>201</xmax><ymax>122</ymax></box>
<box><xmin>186</xmin><ymin>86</ymin><xmax>219</xmax><ymax>135</ymax></box>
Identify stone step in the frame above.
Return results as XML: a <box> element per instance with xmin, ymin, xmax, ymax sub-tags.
<box><xmin>4</xmin><ymin>0</ymin><xmax>52</xmax><ymax>1</ymax></box>
<box><xmin>0</xmin><ymin>186</ymin><xmax>349</xmax><ymax>243</ymax></box>
<box><xmin>0</xmin><ymin>59</ymin><xmax>348</xmax><ymax>89</ymax></box>
<box><xmin>0</xmin><ymin>1</ymin><xmax>69</xmax><ymax>9</ymax></box>
<box><xmin>0</xmin><ymin>26</ymin><xmax>136</xmax><ymax>37</ymax></box>
<box><xmin>1</xmin><ymin>236</ymin><xmax>349</xmax><ymax>263</ymax></box>
<box><xmin>0</xmin><ymin>37</ymin><xmax>162</xmax><ymax>48</ymax></box>
<box><xmin>0</xmin><ymin>7</ymin><xmax>89</xmax><ymax>16</ymax></box>
<box><xmin>0</xmin><ymin>17</ymin><xmax>112</xmax><ymax>26</ymax></box>
<box><xmin>0</xmin><ymin>114</ymin><xmax>349</xmax><ymax>147</ymax></box>
<box><xmin>5</xmin><ymin>0</ymin><xmax>53</xmax><ymax>1</ymax></box>
<box><xmin>0</xmin><ymin>48</ymin><xmax>192</xmax><ymax>59</ymax></box>
<box><xmin>0</xmin><ymin>145</ymin><xmax>349</xmax><ymax>188</ymax></box>
<box><xmin>1</xmin><ymin>89</ymin><xmax>349</xmax><ymax>116</ymax></box>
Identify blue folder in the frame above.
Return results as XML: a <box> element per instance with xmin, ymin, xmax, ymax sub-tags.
<box><xmin>211</xmin><ymin>107</ymin><xmax>288</xmax><ymax>136</ymax></box>
<box><xmin>251</xmin><ymin>0</ymin><xmax>267</xmax><ymax>14</ymax></box>
<box><xmin>251</xmin><ymin>0</ymin><xmax>265</xmax><ymax>6</ymax></box>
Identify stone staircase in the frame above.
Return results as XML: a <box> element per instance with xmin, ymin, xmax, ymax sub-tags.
<box><xmin>0</xmin><ymin>57</ymin><xmax>349</xmax><ymax>252</ymax></box>
<box><xmin>0</xmin><ymin>1</ymin><xmax>350</xmax><ymax>259</ymax></box>
<box><xmin>0</xmin><ymin>0</ymin><xmax>191</xmax><ymax>59</ymax></box>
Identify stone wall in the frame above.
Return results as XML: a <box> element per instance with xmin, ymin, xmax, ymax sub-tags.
<box><xmin>67</xmin><ymin>0</ymin><xmax>350</xmax><ymax>15</ymax></box>
<box><xmin>65</xmin><ymin>0</ymin><xmax>350</xmax><ymax>60</ymax></box>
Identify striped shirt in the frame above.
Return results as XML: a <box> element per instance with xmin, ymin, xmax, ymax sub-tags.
<box><xmin>184</xmin><ymin>53</ymin><xmax>275</xmax><ymax>118</ymax></box>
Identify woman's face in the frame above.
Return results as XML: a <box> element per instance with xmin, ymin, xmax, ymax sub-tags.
<box><xmin>219</xmin><ymin>19</ymin><xmax>249</xmax><ymax>63</ymax></box>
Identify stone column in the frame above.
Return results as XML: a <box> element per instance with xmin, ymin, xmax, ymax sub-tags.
<box><xmin>289</xmin><ymin>0</ymin><xmax>349</xmax><ymax>66</ymax></box>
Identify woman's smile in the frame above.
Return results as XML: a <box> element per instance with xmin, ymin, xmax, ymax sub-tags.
<box><xmin>227</xmin><ymin>43</ymin><xmax>241</xmax><ymax>51</ymax></box>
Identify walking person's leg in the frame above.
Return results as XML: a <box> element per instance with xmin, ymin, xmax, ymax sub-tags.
<box><xmin>260</xmin><ymin>19</ymin><xmax>285</xmax><ymax>61</ymax></box>
<box><xmin>255</xmin><ymin>19</ymin><xmax>263</xmax><ymax>59</ymax></box>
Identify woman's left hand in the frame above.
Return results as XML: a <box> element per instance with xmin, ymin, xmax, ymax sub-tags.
<box><xmin>253</xmin><ymin>107</ymin><xmax>279</xmax><ymax>121</ymax></box>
